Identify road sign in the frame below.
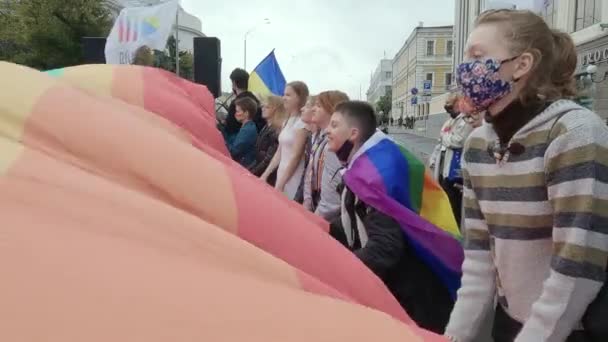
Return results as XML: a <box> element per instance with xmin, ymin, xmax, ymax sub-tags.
<box><xmin>411</xmin><ymin>96</ymin><xmax>418</xmax><ymax>105</ymax></box>
<box><xmin>423</xmin><ymin>80</ymin><xmax>432</xmax><ymax>93</ymax></box>
<box><xmin>411</xmin><ymin>87</ymin><xmax>419</xmax><ymax>95</ymax></box>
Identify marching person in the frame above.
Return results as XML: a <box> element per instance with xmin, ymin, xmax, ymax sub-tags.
<box><xmin>445</xmin><ymin>9</ymin><xmax>608</xmax><ymax>342</ymax></box>
<box><xmin>226</xmin><ymin>97</ymin><xmax>259</xmax><ymax>167</ymax></box>
<box><xmin>261</xmin><ymin>81</ymin><xmax>310</xmax><ymax>201</ymax></box>
<box><xmin>327</xmin><ymin>101</ymin><xmax>455</xmax><ymax>333</ymax></box>
<box><xmin>302</xmin><ymin>91</ymin><xmax>348</xmax><ymax>220</ymax></box>
<box><xmin>223</xmin><ymin>68</ymin><xmax>264</xmax><ymax>145</ymax></box>
<box><xmin>429</xmin><ymin>95</ymin><xmax>474</xmax><ymax>226</ymax></box>
<box><xmin>248</xmin><ymin>95</ymin><xmax>287</xmax><ymax>186</ymax></box>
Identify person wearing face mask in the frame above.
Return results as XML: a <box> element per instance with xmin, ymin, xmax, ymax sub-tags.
<box><xmin>445</xmin><ymin>9</ymin><xmax>608</xmax><ymax>342</ymax></box>
<box><xmin>302</xmin><ymin>91</ymin><xmax>348</xmax><ymax>220</ymax></box>
<box><xmin>326</xmin><ymin>101</ymin><xmax>456</xmax><ymax>333</ymax></box>
<box><xmin>429</xmin><ymin>95</ymin><xmax>474</xmax><ymax>227</ymax></box>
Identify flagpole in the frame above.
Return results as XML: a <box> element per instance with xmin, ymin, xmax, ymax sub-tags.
<box><xmin>175</xmin><ymin>7</ymin><xmax>180</xmax><ymax>76</ymax></box>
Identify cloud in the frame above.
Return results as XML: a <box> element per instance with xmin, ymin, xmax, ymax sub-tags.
<box><xmin>181</xmin><ymin>0</ymin><xmax>454</xmax><ymax>100</ymax></box>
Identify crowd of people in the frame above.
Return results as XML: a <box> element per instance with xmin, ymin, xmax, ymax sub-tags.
<box><xmin>217</xmin><ymin>9</ymin><xmax>607</xmax><ymax>342</ymax></box>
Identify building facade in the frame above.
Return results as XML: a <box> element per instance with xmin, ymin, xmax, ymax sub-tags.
<box><xmin>105</xmin><ymin>0</ymin><xmax>204</xmax><ymax>51</ymax></box>
<box><xmin>452</xmin><ymin>0</ymin><xmax>608</xmax><ymax>119</ymax></box>
<box><xmin>392</xmin><ymin>25</ymin><xmax>454</xmax><ymax>120</ymax></box>
<box><xmin>366</xmin><ymin>59</ymin><xmax>393</xmax><ymax>106</ymax></box>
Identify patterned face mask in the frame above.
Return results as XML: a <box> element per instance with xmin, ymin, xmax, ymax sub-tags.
<box><xmin>456</xmin><ymin>57</ymin><xmax>518</xmax><ymax>111</ymax></box>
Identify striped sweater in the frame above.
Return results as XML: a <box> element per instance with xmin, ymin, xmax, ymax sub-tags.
<box><xmin>445</xmin><ymin>100</ymin><xmax>608</xmax><ymax>342</ymax></box>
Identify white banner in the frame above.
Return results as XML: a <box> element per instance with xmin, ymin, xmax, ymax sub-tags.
<box><xmin>104</xmin><ymin>0</ymin><xmax>179</xmax><ymax>65</ymax></box>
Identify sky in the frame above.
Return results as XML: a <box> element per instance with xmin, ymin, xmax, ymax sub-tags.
<box><xmin>180</xmin><ymin>0</ymin><xmax>455</xmax><ymax>100</ymax></box>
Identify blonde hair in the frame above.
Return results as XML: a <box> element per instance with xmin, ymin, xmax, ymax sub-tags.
<box><xmin>264</xmin><ymin>95</ymin><xmax>287</xmax><ymax>130</ymax></box>
<box><xmin>475</xmin><ymin>9</ymin><xmax>577</xmax><ymax>104</ymax></box>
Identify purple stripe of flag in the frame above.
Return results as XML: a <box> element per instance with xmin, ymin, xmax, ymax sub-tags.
<box><xmin>344</xmin><ymin>154</ymin><xmax>463</xmax><ymax>272</ymax></box>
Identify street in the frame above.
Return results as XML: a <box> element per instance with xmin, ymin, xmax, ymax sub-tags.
<box><xmin>389</xmin><ymin>128</ymin><xmax>438</xmax><ymax>165</ymax></box>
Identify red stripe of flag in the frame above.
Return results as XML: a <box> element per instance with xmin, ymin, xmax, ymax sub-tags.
<box><xmin>118</xmin><ymin>15</ymin><xmax>124</xmax><ymax>43</ymax></box>
<box><xmin>125</xmin><ymin>17</ymin><xmax>131</xmax><ymax>42</ymax></box>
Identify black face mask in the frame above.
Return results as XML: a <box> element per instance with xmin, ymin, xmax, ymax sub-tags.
<box><xmin>335</xmin><ymin>140</ymin><xmax>354</xmax><ymax>164</ymax></box>
<box><xmin>445</xmin><ymin>105</ymin><xmax>458</xmax><ymax>119</ymax></box>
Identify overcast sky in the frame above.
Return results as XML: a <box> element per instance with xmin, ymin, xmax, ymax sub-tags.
<box><xmin>180</xmin><ymin>0</ymin><xmax>455</xmax><ymax>99</ymax></box>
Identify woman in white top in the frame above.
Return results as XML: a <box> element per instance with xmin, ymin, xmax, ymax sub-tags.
<box><xmin>262</xmin><ymin>81</ymin><xmax>310</xmax><ymax>200</ymax></box>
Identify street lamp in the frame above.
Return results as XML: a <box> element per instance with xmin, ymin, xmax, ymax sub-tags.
<box><xmin>244</xmin><ymin>18</ymin><xmax>271</xmax><ymax>70</ymax></box>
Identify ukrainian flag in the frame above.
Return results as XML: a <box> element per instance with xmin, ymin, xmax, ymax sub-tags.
<box><xmin>249</xmin><ymin>50</ymin><xmax>287</xmax><ymax>98</ymax></box>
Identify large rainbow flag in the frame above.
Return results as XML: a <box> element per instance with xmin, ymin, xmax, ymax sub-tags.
<box><xmin>0</xmin><ymin>62</ymin><xmax>448</xmax><ymax>341</ymax></box>
<box><xmin>343</xmin><ymin>131</ymin><xmax>464</xmax><ymax>298</ymax></box>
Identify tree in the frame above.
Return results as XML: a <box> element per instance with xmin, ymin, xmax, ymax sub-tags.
<box><xmin>376</xmin><ymin>93</ymin><xmax>392</xmax><ymax>124</ymax></box>
<box><xmin>153</xmin><ymin>35</ymin><xmax>194</xmax><ymax>80</ymax></box>
<box><xmin>0</xmin><ymin>0</ymin><xmax>112</xmax><ymax>69</ymax></box>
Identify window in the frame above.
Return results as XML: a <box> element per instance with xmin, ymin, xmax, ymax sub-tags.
<box><xmin>445</xmin><ymin>73</ymin><xmax>452</xmax><ymax>88</ymax></box>
<box><xmin>575</xmin><ymin>0</ymin><xmax>602</xmax><ymax>32</ymax></box>
<box><xmin>446</xmin><ymin>40</ymin><xmax>453</xmax><ymax>56</ymax></box>
<box><xmin>540</xmin><ymin>0</ymin><xmax>556</xmax><ymax>28</ymax></box>
<box><xmin>385</xmin><ymin>71</ymin><xmax>392</xmax><ymax>79</ymax></box>
<box><xmin>426</xmin><ymin>73</ymin><xmax>433</xmax><ymax>82</ymax></box>
<box><xmin>426</xmin><ymin>40</ymin><xmax>435</xmax><ymax>56</ymax></box>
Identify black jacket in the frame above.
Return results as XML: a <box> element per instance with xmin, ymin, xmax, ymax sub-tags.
<box><xmin>226</xmin><ymin>91</ymin><xmax>265</xmax><ymax>135</ymax></box>
<box><xmin>330</xmin><ymin>185</ymin><xmax>454</xmax><ymax>333</ymax></box>
<box><xmin>248</xmin><ymin>125</ymin><xmax>278</xmax><ymax>186</ymax></box>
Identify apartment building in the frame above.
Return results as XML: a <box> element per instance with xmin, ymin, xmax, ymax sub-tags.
<box><xmin>391</xmin><ymin>25</ymin><xmax>454</xmax><ymax>119</ymax></box>
<box><xmin>366</xmin><ymin>59</ymin><xmax>393</xmax><ymax>106</ymax></box>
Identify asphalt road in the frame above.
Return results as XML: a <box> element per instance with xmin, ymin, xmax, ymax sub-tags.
<box><xmin>389</xmin><ymin>128</ymin><xmax>438</xmax><ymax>164</ymax></box>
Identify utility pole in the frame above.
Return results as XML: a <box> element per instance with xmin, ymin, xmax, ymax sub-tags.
<box><xmin>175</xmin><ymin>9</ymin><xmax>179</xmax><ymax>75</ymax></box>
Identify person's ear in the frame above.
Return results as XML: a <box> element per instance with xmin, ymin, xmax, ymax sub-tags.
<box><xmin>350</xmin><ymin>127</ymin><xmax>360</xmax><ymax>143</ymax></box>
<box><xmin>513</xmin><ymin>52</ymin><xmax>534</xmax><ymax>81</ymax></box>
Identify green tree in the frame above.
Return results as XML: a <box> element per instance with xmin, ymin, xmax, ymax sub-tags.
<box><xmin>153</xmin><ymin>35</ymin><xmax>194</xmax><ymax>80</ymax></box>
<box><xmin>376</xmin><ymin>93</ymin><xmax>392</xmax><ymax>124</ymax></box>
<box><xmin>1</xmin><ymin>0</ymin><xmax>112</xmax><ymax>69</ymax></box>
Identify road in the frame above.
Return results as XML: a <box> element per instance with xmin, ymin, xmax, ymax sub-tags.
<box><xmin>389</xmin><ymin>128</ymin><xmax>438</xmax><ymax>164</ymax></box>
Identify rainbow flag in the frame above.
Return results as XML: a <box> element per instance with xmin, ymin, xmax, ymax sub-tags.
<box><xmin>248</xmin><ymin>50</ymin><xmax>287</xmax><ymax>98</ymax></box>
<box><xmin>0</xmin><ymin>62</ymin><xmax>449</xmax><ymax>341</ymax></box>
<box><xmin>343</xmin><ymin>131</ymin><xmax>464</xmax><ymax>298</ymax></box>
<box><xmin>45</xmin><ymin>64</ymin><xmax>227</xmax><ymax>156</ymax></box>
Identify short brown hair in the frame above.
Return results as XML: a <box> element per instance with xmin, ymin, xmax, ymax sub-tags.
<box><xmin>132</xmin><ymin>45</ymin><xmax>153</xmax><ymax>66</ymax></box>
<box><xmin>475</xmin><ymin>9</ymin><xmax>577</xmax><ymax>104</ymax></box>
<box><xmin>316</xmin><ymin>90</ymin><xmax>349</xmax><ymax>115</ymax></box>
<box><xmin>234</xmin><ymin>97</ymin><xmax>258</xmax><ymax>120</ymax></box>
<box><xmin>286</xmin><ymin>81</ymin><xmax>309</xmax><ymax>109</ymax></box>
<box><xmin>335</xmin><ymin>101</ymin><xmax>377</xmax><ymax>143</ymax></box>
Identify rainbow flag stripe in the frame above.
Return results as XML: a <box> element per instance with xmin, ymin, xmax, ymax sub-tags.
<box><xmin>343</xmin><ymin>132</ymin><xmax>464</xmax><ymax>298</ymax></box>
<box><xmin>0</xmin><ymin>62</ymin><xmax>448</xmax><ymax>341</ymax></box>
<box><xmin>46</xmin><ymin>64</ymin><xmax>227</xmax><ymax>156</ymax></box>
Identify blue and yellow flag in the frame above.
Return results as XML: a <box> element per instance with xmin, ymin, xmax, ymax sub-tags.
<box><xmin>249</xmin><ymin>50</ymin><xmax>286</xmax><ymax>98</ymax></box>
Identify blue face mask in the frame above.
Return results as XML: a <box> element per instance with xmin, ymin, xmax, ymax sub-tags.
<box><xmin>456</xmin><ymin>57</ymin><xmax>518</xmax><ymax>111</ymax></box>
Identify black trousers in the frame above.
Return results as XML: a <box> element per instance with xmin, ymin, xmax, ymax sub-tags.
<box><xmin>493</xmin><ymin>305</ymin><xmax>590</xmax><ymax>342</ymax></box>
<box><xmin>440</xmin><ymin>177</ymin><xmax>462</xmax><ymax>227</ymax></box>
